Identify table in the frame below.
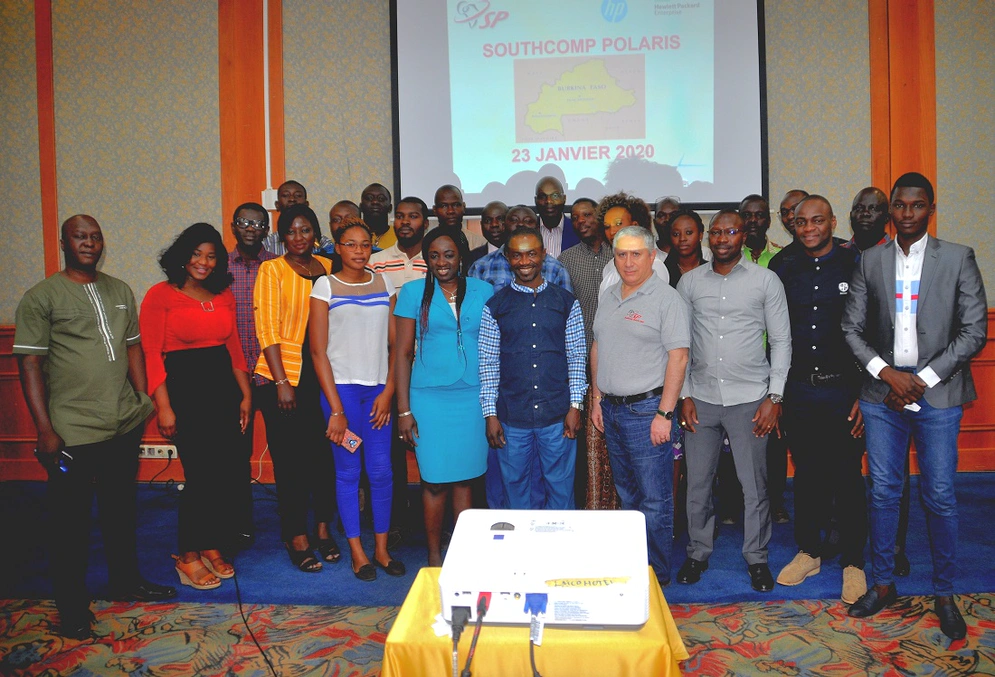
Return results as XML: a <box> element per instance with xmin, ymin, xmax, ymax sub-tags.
<box><xmin>383</xmin><ymin>567</ymin><xmax>688</xmax><ymax>677</ymax></box>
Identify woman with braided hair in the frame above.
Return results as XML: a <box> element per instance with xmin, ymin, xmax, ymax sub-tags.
<box><xmin>393</xmin><ymin>227</ymin><xmax>494</xmax><ymax>566</ymax></box>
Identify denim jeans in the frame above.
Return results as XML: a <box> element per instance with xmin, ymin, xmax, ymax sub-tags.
<box><xmin>487</xmin><ymin>444</ymin><xmax>544</xmax><ymax>509</ymax></box>
<box><xmin>601</xmin><ymin>397</ymin><xmax>674</xmax><ymax>584</ymax></box>
<box><xmin>861</xmin><ymin>398</ymin><xmax>961</xmax><ymax>595</ymax></box>
<box><xmin>499</xmin><ymin>422</ymin><xmax>576</xmax><ymax>510</ymax></box>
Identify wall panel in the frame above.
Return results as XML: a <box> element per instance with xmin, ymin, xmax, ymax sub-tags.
<box><xmin>0</xmin><ymin>3</ymin><xmax>44</xmax><ymax>323</ymax></box>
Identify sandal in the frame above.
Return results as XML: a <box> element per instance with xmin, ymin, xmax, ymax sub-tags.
<box><xmin>285</xmin><ymin>543</ymin><xmax>323</xmax><ymax>573</ymax></box>
<box><xmin>172</xmin><ymin>554</ymin><xmax>221</xmax><ymax>590</ymax></box>
<box><xmin>314</xmin><ymin>536</ymin><xmax>341</xmax><ymax>563</ymax></box>
<box><xmin>200</xmin><ymin>550</ymin><xmax>234</xmax><ymax>579</ymax></box>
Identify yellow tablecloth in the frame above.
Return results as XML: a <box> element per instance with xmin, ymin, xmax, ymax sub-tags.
<box><xmin>383</xmin><ymin>567</ymin><xmax>688</xmax><ymax>677</ymax></box>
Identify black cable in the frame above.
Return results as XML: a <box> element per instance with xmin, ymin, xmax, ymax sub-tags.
<box><xmin>450</xmin><ymin>607</ymin><xmax>471</xmax><ymax>677</ymax></box>
<box><xmin>529</xmin><ymin>638</ymin><xmax>542</xmax><ymax>677</ymax></box>
<box><xmin>146</xmin><ymin>452</ymin><xmax>173</xmax><ymax>484</ymax></box>
<box><xmin>460</xmin><ymin>595</ymin><xmax>489</xmax><ymax>677</ymax></box>
<box><xmin>231</xmin><ymin>556</ymin><xmax>278</xmax><ymax>677</ymax></box>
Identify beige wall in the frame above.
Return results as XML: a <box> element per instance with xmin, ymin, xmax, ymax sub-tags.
<box><xmin>0</xmin><ymin>3</ymin><xmax>44</xmax><ymax>322</ymax></box>
<box><xmin>764</xmin><ymin>0</ymin><xmax>872</xmax><ymax>246</ymax></box>
<box><xmin>283</xmin><ymin>0</ymin><xmax>394</xmax><ymax>220</ymax></box>
<box><xmin>51</xmin><ymin>0</ymin><xmax>221</xmax><ymax>308</ymax></box>
<box><xmin>936</xmin><ymin>0</ymin><xmax>994</xmax><ymax>290</ymax></box>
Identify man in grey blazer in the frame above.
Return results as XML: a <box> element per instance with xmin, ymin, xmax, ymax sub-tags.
<box><xmin>842</xmin><ymin>172</ymin><xmax>987</xmax><ymax>640</ymax></box>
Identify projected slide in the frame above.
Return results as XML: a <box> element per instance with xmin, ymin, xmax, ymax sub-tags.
<box><xmin>395</xmin><ymin>1</ymin><xmax>765</xmax><ymax>208</ymax></box>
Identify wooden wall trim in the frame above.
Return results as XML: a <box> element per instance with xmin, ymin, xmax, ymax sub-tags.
<box><xmin>218</xmin><ymin>0</ymin><xmax>285</xmax><ymax>249</ymax></box>
<box><xmin>34</xmin><ymin>0</ymin><xmax>60</xmax><ymax>276</ymax></box>
<box><xmin>869</xmin><ymin>0</ymin><xmax>938</xmax><ymax>235</ymax></box>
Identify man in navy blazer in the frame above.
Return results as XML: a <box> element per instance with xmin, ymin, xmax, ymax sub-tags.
<box><xmin>535</xmin><ymin>176</ymin><xmax>580</xmax><ymax>258</ymax></box>
<box><xmin>842</xmin><ymin>172</ymin><xmax>987</xmax><ymax>639</ymax></box>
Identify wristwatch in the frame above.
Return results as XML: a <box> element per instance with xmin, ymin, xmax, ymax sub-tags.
<box><xmin>767</xmin><ymin>393</ymin><xmax>784</xmax><ymax>405</ymax></box>
<box><xmin>570</xmin><ymin>401</ymin><xmax>584</xmax><ymax>412</ymax></box>
<box><xmin>656</xmin><ymin>409</ymin><xmax>674</xmax><ymax>420</ymax></box>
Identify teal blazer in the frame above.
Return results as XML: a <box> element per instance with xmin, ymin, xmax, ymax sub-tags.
<box><xmin>395</xmin><ymin>277</ymin><xmax>494</xmax><ymax>388</ymax></box>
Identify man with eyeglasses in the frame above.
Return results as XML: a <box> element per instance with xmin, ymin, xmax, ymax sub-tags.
<box><xmin>228</xmin><ymin>202</ymin><xmax>277</xmax><ymax>546</ymax></box>
<box><xmin>479</xmin><ymin>227</ymin><xmax>587</xmax><ymax>511</ymax></box>
<box><xmin>432</xmin><ymin>184</ymin><xmax>487</xmax><ymax>250</ymax></box>
<box><xmin>360</xmin><ymin>183</ymin><xmax>396</xmax><ymax>251</ymax></box>
<box><xmin>675</xmin><ymin>209</ymin><xmax>791</xmax><ymax>593</ymax></box>
<box><xmin>534</xmin><ymin>176</ymin><xmax>579</xmax><ymax>258</ymax></box>
<box><xmin>843</xmin><ymin>172</ymin><xmax>987</xmax><ymax>640</ymax></box>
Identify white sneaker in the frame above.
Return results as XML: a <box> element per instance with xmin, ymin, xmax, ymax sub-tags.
<box><xmin>841</xmin><ymin>566</ymin><xmax>868</xmax><ymax>604</ymax></box>
<box><xmin>776</xmin><ymin>551</ymin><xmax>821</xmax><ymax>586</ymax></box>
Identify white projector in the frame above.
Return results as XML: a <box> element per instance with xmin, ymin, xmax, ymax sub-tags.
<box><xmin>439</xmin><ymin>509</ymin><xmax>650</xmax><ymax>627</ymax></box>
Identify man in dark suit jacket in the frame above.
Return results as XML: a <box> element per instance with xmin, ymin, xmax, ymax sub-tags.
<box><xmin>535</xmin><ymin>176</ymin><xmax>580</xmax><ymax>258</ymax></box>
<box><xmin>842</xmin><ymin>172</ymin><xmax>987</xmax><ymax>640</ymax></box>
<box><xmin>467</xmin><ymin>201</ymin><xmax>508</xmax><ymax>268</ymax></box>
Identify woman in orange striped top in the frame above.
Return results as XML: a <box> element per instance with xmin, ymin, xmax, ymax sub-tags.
<box><xmin>254</xmin><ymin>204</ymin><xmax>339</xmax><ymax>572</ymax></box>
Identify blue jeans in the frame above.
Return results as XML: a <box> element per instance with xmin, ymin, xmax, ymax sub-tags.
<box><xmin>499</xmin><ymin>422</ymin><xmax>576</xmax><ymax>510</ymax></box>
<box><xmin>601</xmin><ymin>398</ymin><xmax>674</xmax><ymax>584</ymax></box>
<box><xmin>487</xmin><ymin>445</ymin><xmax>544</xmax><ymax>509</ymax></box>
<box><xmin>321</xmin><ymin>384</ymin><xmax>392</xmax><ymax>539</ymax></box>
<box><xmin>861</xmin><ymin>398</ymin><xmax>961</xmax><ymax>595</ymax></box>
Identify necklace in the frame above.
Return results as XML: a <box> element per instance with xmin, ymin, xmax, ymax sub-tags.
<box><xmin>678</xmin><ymin>261</ymin><xmax>698</xmax><ymax>274</ymax></box>
<box><xmin>286</xmin><ymin>255</ymin><xmax>315</xmax><ymax>276</ymax></box>
<box><xmin>440</xmin><ymin>282</ymin><xmax>458</xmax><ymax>302</ymax></box>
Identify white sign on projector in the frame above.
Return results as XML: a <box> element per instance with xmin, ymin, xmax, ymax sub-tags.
<box><xmin>439</xmin><ymin>509</ymin><xmax>649</xmax><ymax>627</ymax></box>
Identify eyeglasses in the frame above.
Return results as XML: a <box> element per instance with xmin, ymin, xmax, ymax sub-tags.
<box><xmin>536</xmin><ymin>192</ymin><xmax>565</xmax><ymax>204</ymax></box>
<box><xmin>707</xmin><ymin>228</ymin><xmax>742</xmax><ymax>238</ymax></box>
<box><xmin>338</xmin><ymin>241</ymin><xmax>372</xmax><ymax>251</ymax></box>
<box><xmin>234</xmin><ymin>217</ymin><xmax>267</xmax><ymax>230</ymax></box>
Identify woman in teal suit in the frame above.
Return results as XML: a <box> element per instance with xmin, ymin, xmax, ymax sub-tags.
<box><xmin>394</xmin><ymin>226</ymin><xmax>494</xmax><ymax>566</ymax></box>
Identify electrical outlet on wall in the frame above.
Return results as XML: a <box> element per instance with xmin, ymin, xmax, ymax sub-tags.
<box><xmin>139</xmin><ymin>445</ymin><xmax>176</xmax><ymax>459</ymax></box>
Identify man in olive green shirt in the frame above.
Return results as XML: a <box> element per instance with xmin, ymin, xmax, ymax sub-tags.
<box><xmin>14</xmin><ymin>215</ymin><xmax>175</xmax><ymax>639</ymax></box>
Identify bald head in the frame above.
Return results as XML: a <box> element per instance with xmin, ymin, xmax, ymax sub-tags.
<box><xmin>61</xmin><ymin>214</ymin><xmax>99</xmax><ymax>240</ymax></box>
<box><xmin>849</xmin><ymin>186</ymin><xmax>889</xmax><ymax>248</ymax></box>
<box><xmin>60</xmin><ymin>214</ymin><xmax>104</xmax><ymax>273</ymax></box>
<box><xmin>434</xmin><ymin>184</ymin><xmax>465</xmax><ymax>228</ymax></box>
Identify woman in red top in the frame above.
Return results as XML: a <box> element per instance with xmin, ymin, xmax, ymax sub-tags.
<box><xmin>141</xmin><ymin>223</ymin><xmax>252</xmax><ymax>590</ymax></box>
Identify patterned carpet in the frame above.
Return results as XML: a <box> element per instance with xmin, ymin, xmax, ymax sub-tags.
<box><xmin>2</xmin><ymin>594</ymin><xmax>993</xmax><ymax>676</ymax></box>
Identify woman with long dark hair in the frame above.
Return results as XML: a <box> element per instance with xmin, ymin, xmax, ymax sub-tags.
<box><xmin>254</xmin><ymin>204</ymin><xmax>339</xmax><ymax>573</ymax></box>
<box><xmin>393</xmin><ymin>227</ymin><xmax>494</xmax><ymax>565</ymax></box>
<box><xmin>309</xmin><ymin>217</ymin><xmax>402</xmax><ymax>581</ymax></box>
<box><xmin>141</xmin><ymin>223</ymin><xmax>251</xmax><ymax>590</ymax></box>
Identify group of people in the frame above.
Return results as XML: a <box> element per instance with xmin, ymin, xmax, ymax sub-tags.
<box><xmin>15</xmin><ymin>171</ymin><xmax>985</xmax><ymax>642</ymax></box>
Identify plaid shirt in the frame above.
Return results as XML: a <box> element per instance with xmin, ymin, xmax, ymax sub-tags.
<box><xmin>558</xmin><ymin>240</ymin><xmax>614</xmax><ymax>355</ymax></box>
<box><xmin>468</xmin><ymin>247</ymin><xmax>574</xmax><ymax>293</ymax></box>
<box><xmin>478</xmin><ymin>280</ymin><xmax>587</xmax><ymax>418</ymax></box>
<box><xmin>228</xmin><ymin>248</ymin><xmax>277</xmax><ymax>385</ymax></box>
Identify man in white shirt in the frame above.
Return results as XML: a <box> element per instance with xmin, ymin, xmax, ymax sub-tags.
<box><xmin>842</xmin><ymin>172</ymin><xmax>987</xmax><ymax>640</ymax></box>
<box><xmin>534</xmin><ymin>176</ymin><xmax>579</xmax><ymax>258</ymax></box>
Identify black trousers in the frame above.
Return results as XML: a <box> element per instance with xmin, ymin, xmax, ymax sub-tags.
<box><xmin>166</xmin><ymin>346</ymin><xmax>244</xmax><ymax>553</ymax></box>
<box><xmin>256</xmin><ymin>364</ymin><xmax>337</xmax><ymax>542</ymax></box>
<box><xmin>50</xmin><ymin>424</ymin><xmax>144</xmax><ymax>621</ymax></box>
<box><xmin>782</xmin><ymin>380</ymin><xmax>867</xmax><ymax>568</ymax></box>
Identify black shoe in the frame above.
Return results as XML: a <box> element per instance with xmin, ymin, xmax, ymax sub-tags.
<box><xmin>375</xmin><ymin>557</ymin><xmax>406</xmax><ymax>577</ymax></box>
<box><xmin>848</xmin><ymin>583</ymin><xmax>897</xmax><ymax>618</ymax></box>
<box><xmin>314</xmin><ymin>535</ymin><xmax>341</xmax><ymax>563</ymax></box>
<box><xmin>748</xmin><ymin>563</ymin><xmax>774</xmax><ymax>592</ymax></box>
<box><xmin>935</xmin><ymin>597</ymin><xmax>966</xmax><ymax>640</ymax></box>
<box><xmin>110</xmin><ymin>579</ymin><xmax>178</xmax><ymax>602</ymax></box>
<box><xmin>232</xmin><ymin>532</ymin><xmax>255</xmax><ymax>550</ymax></box>
<box><xmin>893</xmin><ymin>551</ymin><xmax>911</xmax><ymax>577</ymax></box>
<box><xmin>353</xmin><ymin>563</ymin><xmax>377</xmax><ymax>582</ymax></box>
<box><xmin>58</xmin><ymin>609</ymin><xmax>95</xmax><ymax>640</ymax></box>
<box><xmin>676</xmin><ymin>557</ymin><xmax>708</xmax><ymax>584</ymax></box>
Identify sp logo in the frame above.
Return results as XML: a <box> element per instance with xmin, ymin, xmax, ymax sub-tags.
<box><xmin>838</xmin><ymin>282</ymin><xmax>849</xmax><ymax>295</ymax></box>
<box><xmin>454</xmin><ymin>1</ymin><xmax>510</xmax><ymax>29</ymax></box>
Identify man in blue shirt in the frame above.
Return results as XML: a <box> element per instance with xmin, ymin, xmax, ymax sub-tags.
<box><xmin>469</xmin><ymin>206</ymin><xmax>573</xmax><ymax>293</ymax></box>
<box><xmin>479</xmin><ymin>228</ymin><xmax>587</xmax><ymax>509</ymax></box>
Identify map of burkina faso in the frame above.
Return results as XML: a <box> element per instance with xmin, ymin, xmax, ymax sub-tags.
<box><xmin>525</xmin><ymin>59</ymin><xmax>636</xmax><ymax>134</ymax></box>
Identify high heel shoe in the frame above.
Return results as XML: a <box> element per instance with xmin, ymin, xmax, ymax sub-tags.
<box><xmin>172</xmin><ymin>554</ymin><xmax>222</xmax><ymax>590</ymax></box>
<box><xmin>200</xmin><ymin>550</ymin><xmax>234</xmax><ymax>579</ymax></box>
<box><xmin>285</xmin><ymin>543</ymin><xmax>323</xmax><ymax>573</ymax></box>
<box><xmin>314</xmin><ymin>535</ymin><xmax>341</xmax><ymax>563</ymax></box>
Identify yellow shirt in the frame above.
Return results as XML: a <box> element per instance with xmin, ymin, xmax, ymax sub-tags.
<box><xmin>253</xmin><ymin>256</ymin><xmax>333</xmax><ymax>386</ymax></box>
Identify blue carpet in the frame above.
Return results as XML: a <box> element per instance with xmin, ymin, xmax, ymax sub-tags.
<box><xmin>1</xmin><ymin>473</ymin><xmax>993</xmax><ymax>608</ymax></box>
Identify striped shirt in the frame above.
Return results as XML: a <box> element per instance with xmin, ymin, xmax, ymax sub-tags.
<box><xmin>253</xmin><ymin>256</ymin><xmax>333</xmax><ymax>386</ymax></box>
<box><xmin>368</xmin><ymin>243</ymin><xmax>428</xmax><ymax>289</ymax></box>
